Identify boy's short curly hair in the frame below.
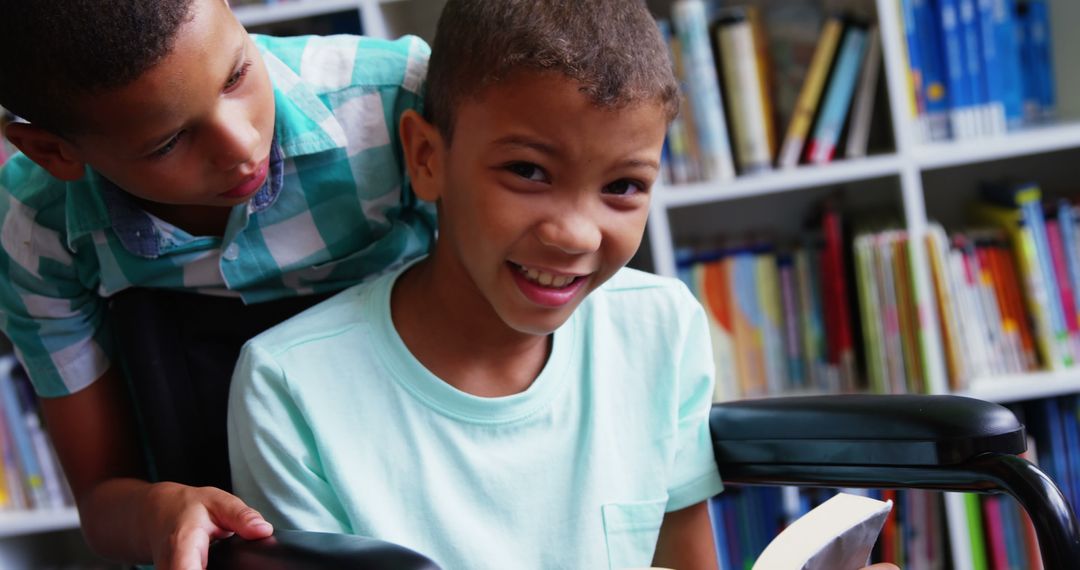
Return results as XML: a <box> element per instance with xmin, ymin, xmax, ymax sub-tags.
<box><xmin>425</xmin><ymin>0</ymin><xmax>679</xmax><ymax>142</ymax></box>
<box><xmin>0</xmin><ymin>0</ymin><xmax>195</xmax><ymax>135</ymax></box>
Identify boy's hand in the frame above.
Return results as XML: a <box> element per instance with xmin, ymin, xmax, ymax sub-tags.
<box><xmin>144</xmin><ymin>482</ymin><xmax>274</xmax><ymax>570</ymax></box>
<box><xmin>863</xmin><ymin>565</ymin><xmax>900</xmax><ymax>570</ymax></box>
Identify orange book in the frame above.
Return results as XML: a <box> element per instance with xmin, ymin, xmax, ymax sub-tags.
<box><xmin>989</xmin><ymin>245</ymin><xmax>1032</xmax><ymax>369</ymax></box>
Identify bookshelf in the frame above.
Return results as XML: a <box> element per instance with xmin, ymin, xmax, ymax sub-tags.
<box><xmin>643</xmin><ymin>0</ymin><xmax>1080</xmax><ymax>568</ymax></box>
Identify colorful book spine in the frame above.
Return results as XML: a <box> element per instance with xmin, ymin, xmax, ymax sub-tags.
<box><xmin>0</xmin><ymin>357</ymin><xmax>49</xmax><ymax>509</ymax></box>
<box><xmin>714</xmin><ymin>9</ymin><xmax>774</xmax><ymax>174</ymax></box>
<box><xmin>672</xmin><ymin>0</ymin><xmax>736</xmax><ymax>182</ymax></box>
<box><xmin>777</xmin><ymin>17</ymin><xmax>843</xmax><ymax>168</ymax></box>
<box><xmin>803</xmin><ymin>23</ymin><xmax>868</xmax><ymax>164</ymax></box>
<box><xmin>844</xmin><ymin>25</ymin><xmax>882</xmax><ymax>159</ymax></box>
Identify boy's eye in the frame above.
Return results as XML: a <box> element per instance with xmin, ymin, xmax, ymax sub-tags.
<box><xmin>224</xmin><ymin>61</ymin><xmax>252</xmax><ymax>93</ymax></box>
<box><xmin>602</xmin><ymin>179</ymin><xmax>647</xmax><ymax>196</ymax></box>
<box><xmin>506</xmin><ymin>162</ymin><xmax>548</xmax><ymax>182</ymax></box>
<box><xmin>150</xmin><ymin>132</ymin><xmax>184</xmax><ymax>158</ymax></box>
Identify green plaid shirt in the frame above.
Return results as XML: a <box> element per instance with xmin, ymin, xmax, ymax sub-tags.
<box><xmin>0</xmin><ymin>34</ymin><xmax>435</xmax><ymax>397</ymax></box>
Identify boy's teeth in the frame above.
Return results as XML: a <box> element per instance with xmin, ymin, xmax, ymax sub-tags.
<box><xmin>517</xmin><ymin>264</ymin><xmax>576</xmax><ymax>289</ymax></box>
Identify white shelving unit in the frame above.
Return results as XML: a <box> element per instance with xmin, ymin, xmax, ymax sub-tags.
<box><xmin>232</xmin><ymin>0</ymin><xmax>364</xmax><ymax>27</ymax></box>
<box><xmin>0</xmin><ymin>508</ymin><xmax>79</xmax><ymax>539</ymax></box>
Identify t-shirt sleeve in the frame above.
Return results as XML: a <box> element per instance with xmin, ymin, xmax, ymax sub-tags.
<box><xmin>665</xmin><ymin>296</ymin><xmax>724</xmax><ymax>512</ymax></box>
<box><xmin>0</xmin><ymin>170</ymin><xmax>111</xmax><ymax>397</ymax></box>
<box><xmin>228</xmin><ymin>341</ymin><xmax>352</xmax><ymax>533</ymax></box>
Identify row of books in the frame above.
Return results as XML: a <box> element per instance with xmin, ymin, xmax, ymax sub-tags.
<box><xmin>677</xmin><ymin>202</ymin><xmax>859</xmax><ymax>401</ymax></box>
<box><xmin>709</xmin><ymin>487</ymin><xmax>948</xmax><ymax>570</ymax></box>
<box><xmin>901</xmin><ymin>0</ymin><xmax>1056</xmax><ymax>143</ymax></box>
<box><xmin>926</xmin><ymin>183</ymin><xmax>1080</xmax><ymax>390</ymax></box>
<box><xmin>0</xmin><ymin>356</ymin><xmax>72</xmax><ymax>512</ymax></box>
<box><xmin>657</xmin><ymin>0</ymin><xmax>889</xmax><ymax>186</ymax></box>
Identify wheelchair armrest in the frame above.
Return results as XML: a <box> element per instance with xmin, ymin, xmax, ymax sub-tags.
<box><xmin>711</xmin><ymin>395</ymin><xmax>1026</xmax><ymax>466</ymax></box>
<box><xmin>208</xmin><ymin>530</ymin><xmax>442</xmax><ymax>570</ymax></box>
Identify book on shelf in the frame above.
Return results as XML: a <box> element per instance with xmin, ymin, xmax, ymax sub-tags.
<box><xmin>677</xmin><ymin>200</ymin><xmax>863</xmax><ymax>400</ymax></box>
<box><xmin>777</xmin><ymin>16</ymin><xmax>844</xmax><ymax>169</ymax></box>
<box><xmin>658</xmin><ymin>4</ymin><xmax>891</xmax><ymax>184</ymax></box>
<box><xmin>670</xmin><ymin>0</ymin><xmax>737</xmax><ymax>183</ymax></box>
<box><xmin>803</xmin><ymin>20</ymin><xmax>869</xmax><ymax>165</ymax></box>
<box><xmin>712</xmin><ymin>6</ymin><xmax>777</xmax><ymax>175</ymax></box>
<box><xmin>900</xmin><ymin>0</ymin><xmax>1055</xmax><ymax>143</ymax></box>
<box><xmin>844</xmin><ymin>25</ymin><xmax>882</xmax><ymax>159</ymax></box>
<box><xmin>0</xmin><ymin>356</ymin><xmax>73</xmax><ymax>513</ymax></box>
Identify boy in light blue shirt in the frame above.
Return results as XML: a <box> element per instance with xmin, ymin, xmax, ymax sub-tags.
<box><xmin>228</xmin><ymin>1</ymin><xmax>724</xmax><ymax>568</ymax></box>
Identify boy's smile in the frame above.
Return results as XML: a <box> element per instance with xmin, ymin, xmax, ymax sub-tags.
<box><xmin>65</xmin><ymin>0</ymin><xmax>275</xmax><ymax>213</ymax></box>
<box><xmin>396</xmin><ymin>70</ymin><xmax>669</xmax><ymax>393</ymax></box>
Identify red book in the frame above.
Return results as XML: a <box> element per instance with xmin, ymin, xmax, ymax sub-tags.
<box><xmin>821</xmin><ymin>204</ymin><xmax>855</xmax><ymax>388</ymax></box>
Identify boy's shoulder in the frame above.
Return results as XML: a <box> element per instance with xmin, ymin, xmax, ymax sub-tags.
<box><xmin>588</xmin><ymin>267</ymin><xmax>702</xmax><ymax>323</ymax></box>
<box><xmin>595</xmin><ymin>267</ymin><xmax>695</xmax><ymax>302</ymax></box>
<box><xmin>253</xmin><ymin>33</ymin><xmax>429</xmax><ymax>95</ymax></box>
<box><xmin>241</xmin><ymin>270</ymin><xmax>389</xmax><ymax>356</ymax></box>
<box><xmin>0</xmin><ymin>153</ymin><xmax>73</xmax><ymax>210</ymax></box>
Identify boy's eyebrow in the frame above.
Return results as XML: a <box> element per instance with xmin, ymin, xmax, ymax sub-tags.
<box><xmin>492</xmin><ymin>136</ymin><xmax>659</xmax><ymax>171</ymax></box>
<box><xmin>492</xmin><ymin>135</ymin><xmax>562</xmax><ymax>158</ymax></box>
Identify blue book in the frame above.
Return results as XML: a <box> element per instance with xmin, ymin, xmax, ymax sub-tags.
<box><xmin>976</xmin><ymin>0</ymin><xmax>1008</xmax><ymax>133</ymax></box>
<box><xmin>708</xmin><ymin>497</ymin><xmax>732</xmax><ymax>570</ymax></box>
<box><xmin>1026</xmin><ymin>0</ymin><xmax>1056</xmax><ymax>117</ymax></box>
<box><xmin>902</xmin><ymin>0</ymin><xmax>928</xmax><ymax>135</ymax></box>
<box><xmin>915</xmin><ymin>0</ymin><xmax>952</xmax><ymax>139</ymax></box>
<box><xmin>936</xmin><ymin>0</ymin><xmax>976</xmax><ymax>138</ymax></box>
<box><xmin>1044</xmin><ymin>398</ymin><xmax>1073</xmax><ymax>505</ymax></box>
<box><xmin>1064</xmin><ymin>396</ymin><xmax>1080</xmax><ymax>511</ymax></box>
<box><xmin>959</xmin><ymin>0</ymin><xmax>991</xmax><ymax>135</ymax></box>
<box><xmin>1057</xmin><ymin>201</ymin><xmax>1080</xmax><ymax>329</ymax></box>
<box><xmin>804</xmin><ymin>22</ymin><xmax>868</xmax><ymax>164</ymax></box>
<box><xmin>990</xmin><ymin>0</ymin><xmax>1026</xmax><ymax>128</ymax></box>
<box><xmin>671</xmin><ymin>0</ymin><xmax>736</xmax><ymax>181</ymax></box>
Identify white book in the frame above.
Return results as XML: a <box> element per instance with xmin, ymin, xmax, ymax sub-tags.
<box><xmin>752</xmin><ymin>492</ymin><xmax>893</xmax><ymax>570</ymax></box>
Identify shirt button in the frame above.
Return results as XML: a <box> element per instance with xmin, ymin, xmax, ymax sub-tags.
<box><xmin>223</xmin><ymin>244</ymin><xmax>240</xmax><ymax>261</ymax></box>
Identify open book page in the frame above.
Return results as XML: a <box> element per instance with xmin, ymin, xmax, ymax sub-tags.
<box><xmin>752</xmin><ymin>492</ymin><xmax>893</xmax><ymax>570</ymax></box>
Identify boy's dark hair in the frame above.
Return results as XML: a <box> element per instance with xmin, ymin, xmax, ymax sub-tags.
<box><xmin>0</xmin><ymin>0</ymin><xmax>195</xmax><ymax>135</ymax></box>
<box><xmin>425</xmin><ymin>0</ymin><xmax>679</xmax><ymax>142</ymax></box>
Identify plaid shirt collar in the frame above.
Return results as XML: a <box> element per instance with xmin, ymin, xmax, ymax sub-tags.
<box><xmin>63</xmin><ymin>45</ymin><xmax>345</xmax><ymax>257</ymax></box>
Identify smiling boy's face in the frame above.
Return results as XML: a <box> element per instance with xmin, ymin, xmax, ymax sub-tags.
<box><xmin>67</xmin><ymin>0</ymin><xmax>276</xmax><ymax>208</ymax></box>
<box><xmin>415</xmin><ymin>71</ymin><xmax>669</xmax><ymax>337</ymax></box>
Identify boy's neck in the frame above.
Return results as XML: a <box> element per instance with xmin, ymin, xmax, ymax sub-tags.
<box><xmin>391</xmin><ymin>256</ymin><xmax>552</xmax><ymax>398</ymax></box>
<box><xmin>135</xmin><ymin>199</ymin><xmax>233</xmax><ymax>237</ymax></box>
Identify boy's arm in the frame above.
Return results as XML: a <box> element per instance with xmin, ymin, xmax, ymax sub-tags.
<box><xmin>227</xmin><ymin>342</ymin><xmax>353</xmax><ymax>534</ymax></box>
<box><xmin>652</xmin><ymin>501</ymin><xmax>718</xmax><ymax>570</ymax></box>
<box><xmin>41</xmin><ymin>366</ymin><xmax>273</xmax><ymax>569</ymax></box>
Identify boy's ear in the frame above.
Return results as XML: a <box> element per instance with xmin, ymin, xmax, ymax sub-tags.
<box><xmin>399</xmin><ymin>109</ymin><xmax>445</xmax><ymax>203</ymax></box>
<box><xmin>3</xmin><ymin>123</ymin><xmax>86</xmax><ymax>181</ymax></box>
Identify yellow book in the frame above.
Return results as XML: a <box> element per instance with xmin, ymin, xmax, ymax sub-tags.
<box><xmin>975</xmin><ymin>203</ymin><xmax>1062</xmax><ymax>369</ymax></box>
<box><xmin>776</xmin><ymin>17</ymin><xmax>843</xmax><ymax>169</ymax></box>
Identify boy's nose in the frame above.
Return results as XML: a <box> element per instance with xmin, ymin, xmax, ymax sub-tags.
<box><xmin>536</xmin><ymin>214</ymin><xmax>602</xmax><ymax>255</ymax></box>
<box><xmin>209</xmin><ymin>107</ymin><xmax>260</xmax><ymax>171</ymax></box>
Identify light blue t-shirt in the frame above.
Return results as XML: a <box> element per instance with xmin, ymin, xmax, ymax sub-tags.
<box><xmin>228</xmin><ymin>265</ymin><xmax>723</xmax><ymax>570</ymax></box>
